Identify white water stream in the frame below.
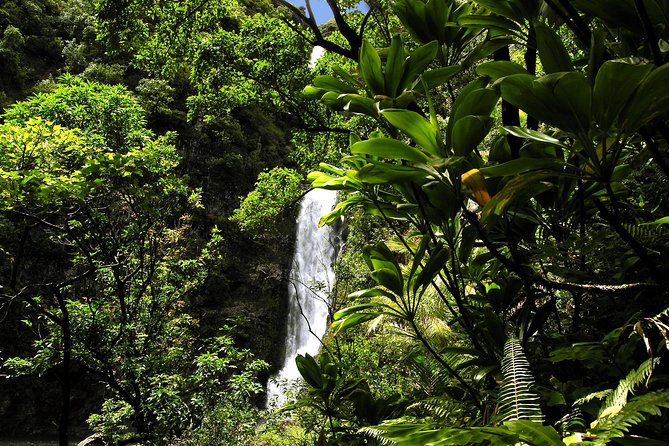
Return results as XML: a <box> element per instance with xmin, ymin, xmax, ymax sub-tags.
<box><xmin>266</xmin><ymin>188</ymin><xmax>338</xmax><ymax>407</ymax></box>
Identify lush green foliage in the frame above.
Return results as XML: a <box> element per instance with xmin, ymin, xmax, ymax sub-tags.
<box><xmin>0</xmin><ymin>80</ymin><xmax>267</xmax><ymax>445</ymax></box>
<box><xmin>300</xmin><ymin>0</ymin><xmax>669</xmax><ymax>444</ymax></box>
<box><xmin>3</xmin><ymin>0</ymin><xmax>669</xmax><ymax>445</ymax></box>
<box><xmin>232</xmin><ymin>167</ymin><xmax>304</xmax><ymax>236</ymax></box>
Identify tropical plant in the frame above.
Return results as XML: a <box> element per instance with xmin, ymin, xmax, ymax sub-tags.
<box><xmin>0</xmin><ymin>80</ymin><xmax>267</xmax><ymax>445</ymax></box>
<box><xmin>302</xmin><ymin>0</ymin><xmax>669</xmax><ymax>443</ymax></box>
<box><xmin>291</xmin><ymin>352</ymin><xmax>407</xmax><ymax>445</ymax></box>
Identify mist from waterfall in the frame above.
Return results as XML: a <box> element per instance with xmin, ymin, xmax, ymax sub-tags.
<box><xmin>266</xmin><ymin>188</ymin><xmax>338</xmax><ymax>407</ymax></box>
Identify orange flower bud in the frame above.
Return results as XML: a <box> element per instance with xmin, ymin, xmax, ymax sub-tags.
<box><xmin>461</xmin><ymin>168</ymin><xmax>491</xmax><ymax>206</ymax></box>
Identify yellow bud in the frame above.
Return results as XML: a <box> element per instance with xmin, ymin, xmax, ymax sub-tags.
<box><xmin>461</xmin><ymin>168</ymin><xmax>491</xmax><ymax>206</ymax></box>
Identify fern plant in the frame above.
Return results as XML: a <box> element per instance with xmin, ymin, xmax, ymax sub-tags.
<box><xmin>564</xmin><ymin>358</ymin><xmax>668</xmax><ymax>444</ymax></box>
<box><xmin>590</xmin><ymin>389</ymin><xmax>669</xmax><ymax>444</ymax></box>
<box><xmin>498</xmin><ymin>337</ymin><xmax>544</xmax><ymax>423</ymax></box>
<box><xmin>596</xmin><ymin>358</ymin><xmax>659</xmax><ymax>419</ymax></box>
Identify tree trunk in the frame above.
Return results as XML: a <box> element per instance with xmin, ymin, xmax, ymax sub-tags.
<box><xmin>56</xmin><ymin>289</ymin><xmax>71</xmax><ymax>446</ymax></box>
<box><xmin>494</xmin><ymin>46</ymin><xmax>522</xmax><ymax>158</ymax></box>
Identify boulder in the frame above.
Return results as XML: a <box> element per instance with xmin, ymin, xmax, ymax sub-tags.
<box><xmin>78</xmin><ymin>433</ymin><xmax>105</xmax><ymax>446</ymax></box>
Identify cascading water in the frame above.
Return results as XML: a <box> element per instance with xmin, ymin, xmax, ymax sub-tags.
<box><xmin>266</xmin><ymin>188</ymin><xmax>338</xmax><ymax>407</ymax></box>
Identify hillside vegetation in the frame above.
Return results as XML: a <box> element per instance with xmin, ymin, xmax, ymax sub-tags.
<box><xmin>1</xmin><ymin>0</ymin><xmax>669</xmax><ymax>445</ymax></box>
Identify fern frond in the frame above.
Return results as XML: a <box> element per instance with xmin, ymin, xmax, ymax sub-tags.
<box><xmin>360</xmin><ymin>425</ymin><xmax>396</xmax><ymax>445</ymax></box>
<box><xmin>360</xmin><ymin>421</ymin><xmax>519</xmax><ymax>446</ymax></box>
<box><xmin>407</xmin><ymin>396</ymin><xmax>455</xmax><ymax>421</ymax></box>
<box><xmin>598</xmin><ymin>358</ymin><xmax>659</xmax><ymax>417</ymax></box>
<box><xmin>498</xmin><ymin>337</ymin><xmax>543</xmax><ymax>423</ymax></box>
<box><xmin>621</xmin><ymin>222</ymin><xmax>669</xmax><ymax>245</ymax></box>
<box><xmin>408</xmin><ymin>350</ymin><xmax>467</xmax><ymax>396</ymax></box>
<box><xmin>591</xmin><ymin>389</ymin><xmax>669</xmax><ymax>444</ymax></box>
<box><xmin>574</xmin><ymin>389</ymin><xmax>612</xmax><ymax>406</ymax></box>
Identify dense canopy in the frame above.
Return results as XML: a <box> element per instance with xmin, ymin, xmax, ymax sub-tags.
<box><xmin>1</xmin><ymin>0</ymin><xmax>669</xmax><ymax>445</ymax></box>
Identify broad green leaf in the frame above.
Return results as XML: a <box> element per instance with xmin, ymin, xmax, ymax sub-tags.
<box><xmin>477</xmin><ymin>61</ymin><xmax>528</xmax><ymax>81</ymax></box>
<box><xmin>452</xmin><ymin>115</ymin><xmax>493</xmax><ymax>156</ymax></box>
<box><xmin>644</xmin><ymin>216</ymin><xmax>669</xmax><ymax>225</ymax></box>
<box><xmin>421</xmin><ymin>65</ymin><xmax>463</xmax><ymax>90</ymax></box>
<box><xmin>452</xmin><ymin>87</ymin><xmax>499</xmax><ymax>122</ymax></box>
<box><xmin>400</xmin><ymin>41</ymin><xmax>439</xmax><ymax>91</ymax></box>
<box><xmin>550</xmin><ymin>72</ymin><xmax>592</xmax><ymax>136</ymax></box>
<box><xmin>333</xmin><ymin>303</ymin><xmax>384</xmax><ymax>320</ymax></box>
<box><xmin>392</xmin><ymin>0</ymin><xmax>431</xmax><ymax>44</ymax></box>
<box><xmin>621</xmin><ymin>63</ymin><xmax>669</xmax><ymax>131</ymax></box>
<box><xmin>458</xmin><ymin>223</ymin><xmax>477</xmax><ymax>263</ymax></box>
<box><xmin>503</xmin><ymin>126</ymin><xmax>567</xmax><ymax>147</ymax></box>
<box><xmin>415</xmin><ymin>244</ymin><xmax>450</xmax><ymax>293</ymax></box>
<box><xmin>323</xmin><ymin>192</ymin><xmax>367</xmax><ymax>223</ymax></box>
<box><xmin>318</xmin><ymin>162</ymin><xmax>345</xmax><ymax>176</ymax></box>
<box><xmin>462</xmin><ymin>38</ymin><xmax>515</xmax><ymax>68</ymax></box>
<box><xmin>447</xmin><ymin>78</ymin><xmax>489</xmax><ymax>147</ymax></box>
<box><xmin>312</xmin><ymin>75</ymin><xmax>359</xmax><ymax>93</ymax></box>
<box><xmin>481</xmin><ymin>171</ymin><xmax>555</xmax><ymax>224</ymax></box>
<box><xmin>331</xmin><ymin>311</ymin><xmax>383</xmax><ymax>334</ymax></box>
<box><xmin>348</xmin><ymin>288</ymin><xmax>389</xmax><ymax>299</ymax></box>
<box><xmin>385</xmin><ymin>35</ymin><xmax>405</xmax><ymax>97</ymax></box>
<box><xmin>371</xmin><ymin>268</ymin><xmax>404</xmax><ymax>295</ymax></box>
<box><xmin>546</xmin><ymin>390</ymin><xmax>567</xmax><ymax>406</ymax></box>
<box><xmin>572</xmin><ymin>0</ymin><xmax>641</xmax><ymax>32</ymax></box>
<box><xmin>309</xmin><ymin>172</ymin><xmax>362</xmax><ymax>190</ymax></box>
<box><xmin>408</xmin><ymin>236</ymin><xmax>430</xmax><ymax>285</ymax></box>
<box><xmin>296</xmin><ymin>354</ymin><xmax>323</xmax><ymax>389</ymax></box>
<box><xmin>484</xmin><ymin>307</ymin><xmax>506</xmax><ymax>350</ymax></box>
<box><xmin>340</xmin><ymin>94</ymin><xmax>379</xmax><ymax>117</ymax></box>
<box><xmin>381</xmin><ymin>109</ymin><xmax>443</xmax><ymax>156</ymax></box>
<box><xmin>527</xmin><ymin>300</ymin><xmax>557</xmax><ymax>339</ymax></box>
<box><xmin>480</xmin><ymin>157</ymin><xmax>566</xmax><ymax>177</ymax></box>
<box><xmin>424</xmin><ymin>0</ymin><xmax>448</xmax><ymax>43</ymax></box>
<box><xmin>321</xmin><ymin>91</ymin><xmax>344</xmax><ymax>108</ymax></box>
<box><xmin>459</xmin><ymin>14</ymin><xmax>523</xmax><ymax>34</ymax></box>
<box><xmin>499</xmin><ymin>74</ymin><xmax>581</xmax><ymax>134</ymax></box>
<box><xmin>306</xmin><ymin>170</ymin><xmax>329</xmax><ymax>183</ymax></box>
<box><xmin>363</xmin><ymin>243</ymin><xmax>404</xmax><ymax>296</ymax></box>
<box><xmin>587</xmin><ymin>27</ymin><xmax>607</xmax><ymax>85</ymax></box>
<box><xmin>344</xmin><ymin>100</ymin><xmax>378</xmax><ymax>117</ymax></box>
<box><xmin>333</xmin><ymin>65</ymin><xmax>363</xmax><ymax>87</ymax></box>
<box><xmin>303</xmin><ymin>85</ymin><xmax>327</xmax><ymax>99</ymax></box>
<box><xmin>446</xmin><ymin>81</ymin><xmax>496</xmax><ymax>155</ymax></box>
<box><xmin>593</xmin><ymin>59</ymin><xmax>653</xmax><ymax>131</ymax></box>
<box><xmin>393</xmin><ymin>90</ymin><xmax>422</xmax><ymax>108</ymax></box>
<box><xmin>360</xmin><ymin>40</ymin><xmax>385</xmax><ymax>95</ymax></box>
<box><xmin>357</xmin><ymin>161</ymin><xmax>428</xmax><ymax>184</ymax></box>
<box><xmin>533</xmin><ymin>21</ymin><xmax>573</xmax><ymax>74</ymax></box>
<box><xmin>504</xmin><ymin>421</ymin><xmax>565</xmax><ymax>446</ymax></box>
<box><xmin>422</xmin><ymin>180</ymin><xmax>459</xmax><ymax>219</ymax></box>
<box><xmin>352</xmin><ymin>138</ymin><xmax>431</xmax><ymax>162</ymax></box>
<box><xmin>470</xmin><ymin>0</ymin><xmax>517</xmax><ymax>21</ymax></box>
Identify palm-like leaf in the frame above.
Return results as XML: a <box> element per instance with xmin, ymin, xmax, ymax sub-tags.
<box><xmin>598</xmin><ymin>358</ymin><xmax>659</xmax><ymax>418</ymax></box>
<box><xmin>591</xmin><ymin>390</ymin><xmax>669</xmax><ymax>445</ymax></box>
<box><xmin>361</xmin><ymin>422</ymin><xmax>519</xmax><ymax>446</ymax></box>
<box><xmin>498</xmin><ymin>337</ymin><xmax>543</xmax><ymax>423</ymax></box>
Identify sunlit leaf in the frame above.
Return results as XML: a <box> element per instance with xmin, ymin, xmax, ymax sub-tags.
<box><xmin>381</xmin><ymin>109</ymin><xmax>443</xmax><ymax>156</ymax></box>
<box><xmin>352</xmin><ymin>138</ymin><xmax>431</xmax><ymax>162</ymax></box>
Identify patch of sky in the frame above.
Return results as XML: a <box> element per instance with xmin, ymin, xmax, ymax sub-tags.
<box><xmin>289</xmin><ymin>0</ymin><xmax>369</xmax><ymax>25</ymax></box>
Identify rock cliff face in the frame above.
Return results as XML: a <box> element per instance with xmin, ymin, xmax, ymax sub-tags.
<box><xmin>0</xmin><ymin>374</ymin><xmax>97</xmax><ymax>438</ymax></box>
<box><xmin>192</xmin><ymin>217</ymin><xmax>297</xmax><ymax>377</ymax></box>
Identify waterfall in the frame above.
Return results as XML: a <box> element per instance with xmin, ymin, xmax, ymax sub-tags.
<box><xmin>266</xmin><ymin>188</ymin><xmax>338</xmax><ymax>407</ymax></box>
